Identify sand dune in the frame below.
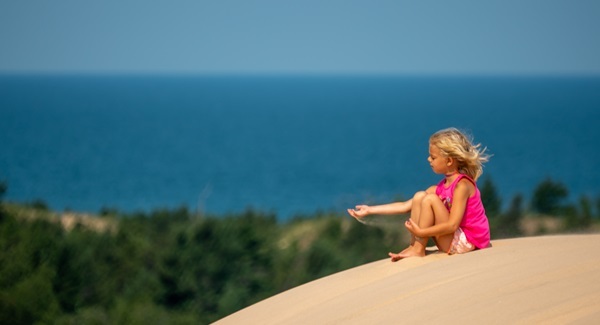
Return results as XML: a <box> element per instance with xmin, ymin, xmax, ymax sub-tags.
<box><xmin>216</xmin><ymin>234</ymin><xmax>600</xmax><ymax>324</ymax></box>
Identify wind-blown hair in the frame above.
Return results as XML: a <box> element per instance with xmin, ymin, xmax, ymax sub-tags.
<box><xmin>430</xmin><ymin>128</ymin><xmax>490</xmax><ymax>181</ymax></box>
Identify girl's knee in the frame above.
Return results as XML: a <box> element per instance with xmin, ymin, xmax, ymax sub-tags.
<box><xmin>422</xmin><ymin>193</ymin><xmax>442</xmax><ymax>205</ymax></box>
<box><xmin>413</xmin><ymin>191</ymin><xmax>427</xmax><ymax>202</ymax></box>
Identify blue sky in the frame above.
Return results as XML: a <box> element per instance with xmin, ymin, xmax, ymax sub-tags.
<box><xmin>1</xmin><ymin>0</ymin><xmax>599</xmax><ymax>75</ymax></box>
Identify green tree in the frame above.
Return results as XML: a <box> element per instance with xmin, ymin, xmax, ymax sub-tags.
<box><xmin>579</xmin><ymin>196</ymin><xmax>593</xmax><ymax>228</ymax></box>
<box><xmin>480</xmin><ymin>176</ymin><xmax>501</xmax><ymax>218</ymax></box>
<box><xmin>0</xmin><ymin>264</ymin><xmax>61</xmax><ymax>324</ymax></box>
<box><xmin>495</xmin><ymin>194</ymin><xmax>524</xmax><ymax>238</ymax></box>
<box><xmin>0</xmin><ymin>180</ymin><xmax>6</xmax><ymax>221</ymax></box>
<box><xmin>156</xmin><ymin>209</ymin><xmax>278</xmax><ymax>323</ymax></box>
<box><xmin>565</xmin><ymin>196</ymin><xmax>593</xmax><ymax>230</ymax></box>
<box><xmin>0</xmin><ymin>180</ymin><xmax>6</xmax><ymax>200</ymax></box>
<box><xmin>0</xmin><ymin>215</ymin><xmax>64</xmax><ymax>324</ymax></box>
<box><xmin>531</xmin><ymin>178</ymin><xmax>568</xmax><ymax>215</ymax></box>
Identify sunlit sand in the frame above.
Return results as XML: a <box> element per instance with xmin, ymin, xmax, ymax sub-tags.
<box><xmin>216</xmin><ymin>234</ymin><xmax>600</xmax><ymax>324</ymax></box>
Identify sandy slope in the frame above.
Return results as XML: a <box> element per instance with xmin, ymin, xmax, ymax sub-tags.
<box><xmin>216</xmin><ymin>234</ymin><xmax>600</xmax><ymax>324</ymax></box>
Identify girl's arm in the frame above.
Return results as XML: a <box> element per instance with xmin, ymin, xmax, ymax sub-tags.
<box><xmin>348</xmin><ymin>200</ymin><xmax>413</xmax><ymax>218</ymax></box>
<box><xmin>348</xmin><ymin>186</ymin><xmax>436</xmax><ymax>219</ymax></box>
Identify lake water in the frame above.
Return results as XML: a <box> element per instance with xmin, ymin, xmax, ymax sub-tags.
<box><xmin>1</xmin><ymin>74</ymin><xmax>599</xmax><ymax>219</ymax></box>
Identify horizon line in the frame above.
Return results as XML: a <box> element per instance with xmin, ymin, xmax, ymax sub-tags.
<box><xmin>1</xmin><ymin>70</ymin><xmax>600</xmax><ymax>79</ymax></box>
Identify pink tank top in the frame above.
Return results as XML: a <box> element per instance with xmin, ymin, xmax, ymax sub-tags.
<box><xmin>436</xmin><ymin>174</ymin><xmax>491</xmax><ymax>249</ymax></box>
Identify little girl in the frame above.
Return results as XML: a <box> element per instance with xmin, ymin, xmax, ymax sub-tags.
<box><xmin>348</xmin><ymin>127</ymin><xmax>491</xmax><ymax>261</ymax></box>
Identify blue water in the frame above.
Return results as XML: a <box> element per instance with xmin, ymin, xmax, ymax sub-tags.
<box><xmin>1</xmin><ymin>75</ymin><xmax>599</xmax><ymax>219</ymax></box>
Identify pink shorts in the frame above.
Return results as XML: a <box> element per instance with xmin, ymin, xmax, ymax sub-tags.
<box><xmin>448</xmin><ymin>228</ymin><xmax>475</xmax><ymax>255</ymax></box>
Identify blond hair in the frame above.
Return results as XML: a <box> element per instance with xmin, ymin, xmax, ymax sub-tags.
<box><xmin>429</xmin><ymin>128</ymin><xmax>490</xmax><ymax>181</ymax></box>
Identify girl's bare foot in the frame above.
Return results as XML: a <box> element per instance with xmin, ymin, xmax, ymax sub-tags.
<box><xmin>387</xmin><ymin>244</ymin><xmax>414</xmax><ymax>261</ymax></box>
<box><xmin>388</xmin><ymin>246</ymin><xmax>426</xmax><ymax>262</ymax></box>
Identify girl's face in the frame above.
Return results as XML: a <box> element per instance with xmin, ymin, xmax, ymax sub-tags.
<box><xmin>428</xmin><ymin>143</ymin><xmax>449</xmax><ymax>175</ymax></box>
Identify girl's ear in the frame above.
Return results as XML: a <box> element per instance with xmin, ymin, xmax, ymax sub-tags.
<box><xmin>446</xmin><ymin>157</ymin><xmax>454</xmax><ymax>166</ymax></box>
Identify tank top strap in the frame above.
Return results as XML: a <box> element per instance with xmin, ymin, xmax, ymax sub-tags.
<box><xmin>449</xmin><ymin>174</ymin><xmax>476</xmax><ymax>191</ymax></box>
<box><xmin>448</xmin><ymin>174</ymin><xmax>464</xmax><ymax>191</ymax></box>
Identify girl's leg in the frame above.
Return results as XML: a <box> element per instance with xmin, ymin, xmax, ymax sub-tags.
<box><xmin>391</xmin><ymin>193</ymin><xmax>453</xmax><ymax>260</ymax></box>
<box><xmin>395</xmin><ymin>191</ymin><xmax>426</xmax><ymax>255</ymax></box>
<box><xmin>408</xmin><ymin>191</ymin><xmax>427</xmax><ymax>246</ymax></box>
<box><xmin>416</xmin><ymin>193</ymin><xmax>454</xmax><ymax>253</ymax></box>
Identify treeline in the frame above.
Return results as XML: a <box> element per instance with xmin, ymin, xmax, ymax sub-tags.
<box><xmin>0</xmin><ymin>178</ymin><xmax>598</xmax><ymax>324</ymax></box>
<box><xmin>479</xmin><ymin>176</ymin><xmax>599</xmax><ymax>237</ymax></box>
<box><xmin>0</xmin><ymin>195</ymin><xmax>402</xmax><ymax>322</ymax></box>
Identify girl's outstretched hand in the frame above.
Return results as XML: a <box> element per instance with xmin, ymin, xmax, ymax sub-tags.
<box><xmin>347</xmin><ymin>205</ymin><xmax>370</xmax><ymax>219</ymax></box>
